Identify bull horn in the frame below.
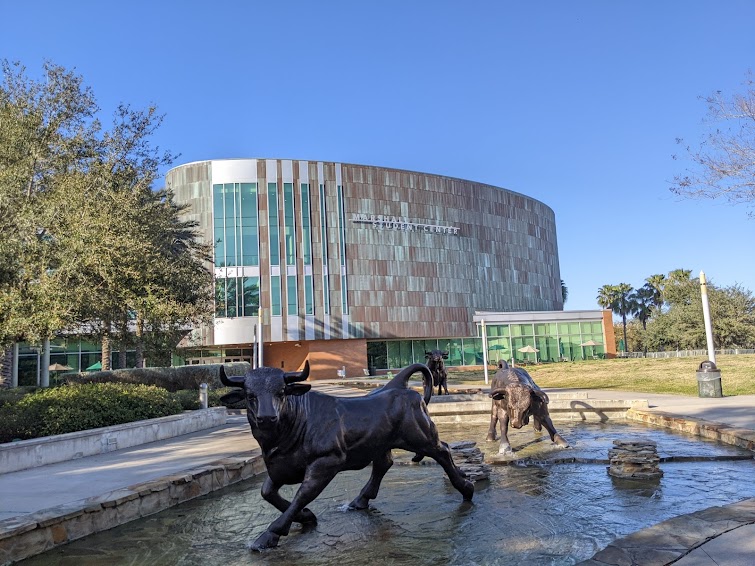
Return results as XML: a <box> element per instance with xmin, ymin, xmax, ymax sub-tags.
<box><xmin>284</xmin><ymin>360</ymin><xmax>310</xmax><ymax>384</ymax></box>
<box><xmin>219</xmin><ymin>365</ymin><xmax>245</xmax><ymax>388</ymax></box>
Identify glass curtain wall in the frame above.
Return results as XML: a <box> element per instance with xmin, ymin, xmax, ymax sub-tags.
<box><xmin>367</xmin><ymin>321</ymin><xmax>604</xmax><ymax>370</ymax></box>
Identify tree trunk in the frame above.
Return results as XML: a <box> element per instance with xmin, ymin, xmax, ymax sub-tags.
<box><xmin>622</xmin><ymin>314</ymin><xmax>628</xmax><ymax>353</ymax></box>
<box><xmin>0</xmin><ymin>347</ymin><xmax>12</xmax><ymax>388</ymax></box>
<box><xmin>101</xmin><ymin>319</ymin><xmax>112</xmax><ymax>371</ymax></box>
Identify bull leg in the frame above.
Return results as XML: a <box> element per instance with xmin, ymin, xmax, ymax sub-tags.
<box><xmin>260</xmin><ymin>476</ymin><xmax>317</xmax><ymax>525</ymax></box>
<box><xmin>498</xmin><ymin>413</ymin><xmax>514</xmax><ymax>456</ymax></box>
<box><xmin>441</xmin><ymin>378</ymin><xmax>449</xmax><ymax>395</ymax></box>
<box><xmin>424</xmin><ymin>443</ymin><xmax>474</xmax><ymax>501</ymax></box>
<box><xmin>486</xmin><ymin>405</ymin><xmax>499</xmax><ymax>441</ymax></box>
<box><xmin>349</xmin><ymin>450</ymin><xmax>393</xmax><ymax>509</ymax></box>
<box><xmin>252</xmin><ymin>463</ymin><xmax>339</xmax><ymax>551</ymax></box>
<box><xmin>540</xmin><ymin>415</ymin><xmax>569</xmax><ymax>448</ymax></box>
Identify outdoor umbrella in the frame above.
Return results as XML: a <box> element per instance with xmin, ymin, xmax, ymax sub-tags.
<box><xmin>85</xmin><ymin>361</ymin><xmax>102</xmax><ymax>371</ymax></box>
<box><xmin>580</xmin><ymin>340</ymin><xmax>599</xmax><ymax>358</ymax></box>
<box><xmin>517</xmin><ymin>345</ymin><xmax>539</xmax><ymax>363</ymax></box>
<box><xmin>48</xmin><ymin>363</ymin><xmax>73</xmax><ymax>371</ymax></box>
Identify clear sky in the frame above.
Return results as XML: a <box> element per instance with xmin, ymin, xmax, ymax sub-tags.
<box><xmin>2</xmin><ymin>1</ymin><xmax>754</xmax><ymax>311</ymax></box>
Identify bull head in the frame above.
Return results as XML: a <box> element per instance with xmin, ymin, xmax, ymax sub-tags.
<box><xmin>219</xmin><ymin>362</ymin><xmax>311</xmax><ymax>429</ymax></box>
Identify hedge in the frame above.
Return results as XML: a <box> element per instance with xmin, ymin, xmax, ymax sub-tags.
<box><xmin>65</xmin><ymin>362</ymin><xmax>251</xmax><ymax>392</ymax></box>
<box><xmin>0</xmin><ymin>382</ymin><xmax>183</xmax><ymax>443</ymax></box>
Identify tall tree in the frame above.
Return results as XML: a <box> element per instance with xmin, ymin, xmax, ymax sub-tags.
<box><xmin>671</xmin><ymin>73</ymin><xmax>755</xmax><ymax>215</ymax></box>
<box><xmin>597</xmin><ymin>283</ymin><xmax>635</xmax><ymax>352</ymax></box>
<box><xmin>561</xmin><ymin>280</ymin><xmax>568</xmax><ymax>304</ymax></box>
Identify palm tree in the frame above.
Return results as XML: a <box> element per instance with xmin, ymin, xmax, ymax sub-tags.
<box><xmin>561</xmin><ymin>280</ymin><xmax>568</xmax><ymax>305</ymax></box>
<box><xmin>597</xmin><ymin>283</ymin><xmax>635</xmax><ymax>352</ymax></box>
<box><xmin>645</xmin><ymin>274</ymin><xmax>666</xmax><ymax>311</ymax></box>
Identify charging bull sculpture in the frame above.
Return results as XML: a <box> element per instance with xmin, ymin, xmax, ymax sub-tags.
<box><xmin>220</xmin><ymin>361</ymin><xmax>474</xmax><ymax>551</ymax></box>
<box><xmin>486</xmin><ymin>360</ymin><xmax>569</xmax><ymax>455</ymax></box>
<box><xmin>425</xmin><ymin>349</ymin><xmax>449</xmax><ymax>395</ymax></box>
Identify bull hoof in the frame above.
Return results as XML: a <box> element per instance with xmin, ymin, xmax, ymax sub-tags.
<box><xmin>461</xmin><ymin>480</ymin><xmax>475</xmax><ymax>501</ymax></box>
<box><xmin>295</xmin><ymin>508</ymin><xmax>317</xmax><ymax>524</ymax></box>
<box><xmin>485</xmin><ymin>435</ymin><xmax>497</xmax><ymax>442</ymax></box>
<box><xmin>498</xmin><ymin>446</ymin><xmax>514</xmax><ymax>456</ymax></box>
<box><xmin>555</xmin><ymin>436</ymin><xmax>570</xmax><ymax>448</ymax></box>
<box><xmin>250</xmin><ymin>531</ymin><xmax>280</xmax><ymax>551</ymax></box>
<box><xmin>411</xmin><ymin>453</ymin><xmax>424</xmax><ymax>462</ymax></box>
<box><xmin>348</xmin><ymin>496</ymin><xmax>370</xmax><ymax>510</ymax></box>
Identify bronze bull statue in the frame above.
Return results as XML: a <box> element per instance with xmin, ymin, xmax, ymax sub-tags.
<box><xmin>220</xmin><ymin>362</ymin><xmax>474</xmax><ymax>550</ymax></box>
<box><xmin>425</xmin><ymin>349</ymin><xmax>449</xmax><ymax>395</ymax></box>
<box><xmin>486</xmin><ymin>360</ymin><xmax>569</xmax><ymax>455</ymax></box>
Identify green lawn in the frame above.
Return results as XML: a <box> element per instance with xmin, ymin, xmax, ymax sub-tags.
<box><xmin>446</xmin><ymin>354</ymin><xmax>755</xmax><ymax>396</ymax></box>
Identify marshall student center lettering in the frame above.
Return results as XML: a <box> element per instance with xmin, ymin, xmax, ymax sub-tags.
<box><xmin>351</xmin><ymin>213</ymin><xmax>460</xmax><ymax>235</ymax></box>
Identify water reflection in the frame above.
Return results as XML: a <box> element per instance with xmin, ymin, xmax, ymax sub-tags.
<box><xmin>23</xmin><ymin>422</ymin><xmax>755</xmax><ymax>566</ymax></box>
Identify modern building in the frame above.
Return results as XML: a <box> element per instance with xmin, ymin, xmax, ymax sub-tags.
<box><xmin>161</xmin><ymin>158</ymin><xmax>615</xmax><ymax>380</ymax></box>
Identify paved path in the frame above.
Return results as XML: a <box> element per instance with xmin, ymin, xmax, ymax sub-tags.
<box><xmin>1</xmin><ymin>383</ymin><xmax>754</xmax><ymax>565</ymax></box>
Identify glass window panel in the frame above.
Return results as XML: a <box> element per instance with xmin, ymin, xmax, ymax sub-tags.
<box><xmin>268</xmin><ymin>183</ymin><xmax>280</xmax><ymax>266</ymax></box>
<box><xmin>323</xmin><ymin>274</ymin><xmax>330</xmax><ymax>314</ymax></box>
<box><xmin>270</xmin><ymin>275</ymin><xmax>281</xmax><ymax>316</ymax></box>
<box><xmin>304</xmin><ymin>274</ymin><xmax>314</xmax><ymax>315</ymax></box>
<box><xmin>558</xmin><ymin>323</ymin><xmax>570</xmax><ymax>335</ymax></box>
<box><xmin>287</xmin><ymin>275</ymin><xmax>298</xmax><ymax>313</ymax></box>
<box><xmin>226</xmin><ymin>277</ymin><xmax>239</xmax><ymax>317</ymax></box>
<box><xmin>284</xmin><ymin>182</ymin><xmax>296</xmax><ymax>265</ymax></box>
<box><xmin>387</xmin><ymin>342</ymin><xmax>401</xmax><ymax>369</ymax></box>
<box><xmin>569</xmin><ymin>322</ymin><xmax>581</xmax><ymax>335</ymax></box>
<box><xmin>463</xmin><ymin>337</ymin><xmax>482</xmax><ymax>366</ymax></box>
<box><xmin>367</xmin><ymin>341</ymin><xmax>387</xmax><ymax>370</ymax></box>
<box><xmin>592</xmin><ymin>321</ymin><xmax>603</xmax><ymax>334</ymax></box>
<box><xmin>215</xmin><ymin>279</ymin><xmax>227</xmax><ymax>318</ymax></box>
<box><xmin>399</xmin><ymin>340</ymin><xmax>413</xmax><ymax>367</ymax></box>
<box><xmin>300</xmin><ymin>183</ymin><xmax>312</xmax><ymax>265</ymax></box>
<box><xmin>446</xmin><ymin>340</ymin><xmax>463</xmax><ymax>367</ymax></box>
<box><xmin>534</xmin><ymin>323</ymin><xmax>548</xmax><ymax>336</ymax></box>
<box><xmin>243</xmin><ymin>277</ymin><xmax>259</xmax><ymax>317</ymax></box>
<box><xmin>341</xmin><ymin>274</ymin><xmax>348</xmax><ymax>314</ymax></box>
<box><xmin>240</xmin><ymin>183</ymin><xmax>258</xmax><ymax>266</ymax></box>
<box><xmin>337</xmin><ymin>185</ymin><xmax>346</xmax><ymax>266</ymax></box>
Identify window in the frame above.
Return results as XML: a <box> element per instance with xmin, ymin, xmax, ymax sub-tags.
<box><xmin>287</xmin><ymin>275</ymin><xmax>298</xmax><ymax>313</ymax></box>
<box><xmin>300</xmin><ymin>183</ymin><xmax>312</xmax><ymax>265</ymax></box>
<box><xmin>268</xmin><ymin>183</ymin><xmax>280</xmax><ymax>266</ymax></box>
<box><xmin>270</xmin><ymin>275</ymin><xmax>281</xmax><ymax>316</ymax></box>
<box><xmin>284</xmin><ymin>182</ymin><xmax>296</xmax><ymax>265</ymax></box>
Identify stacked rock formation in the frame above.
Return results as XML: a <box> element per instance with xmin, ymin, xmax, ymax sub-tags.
<box><xmin>449</xmin><ymin>440</ymin><xmax>491</xmax><ymax>482</ymax></box>
<box><xmin>607</xmin><ymin>438</ymin><xmax>663</xmax><ymax>480</ymax></box>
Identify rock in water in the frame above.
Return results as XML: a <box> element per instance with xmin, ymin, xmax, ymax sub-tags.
<box><xmin>607</xmin><ymin>438</ymin><xmax>663</xmax><ymax>480</ymax></box>
<box><xmin>450</xmin><ymin>441</ymin><xmax>491</xmax><ymax>482</ymax></box>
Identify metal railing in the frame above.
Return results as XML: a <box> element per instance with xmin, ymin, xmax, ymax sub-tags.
<box><xmin>617</xmin><ymin>349</ymin><xmax>755</xmax><ymax>359</ymax></box>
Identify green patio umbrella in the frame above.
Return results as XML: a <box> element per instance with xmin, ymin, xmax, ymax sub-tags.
<box><xmin>85</xmin><ymin>361</ymin><xmax>102</xmax><ymax>371</ymax></box>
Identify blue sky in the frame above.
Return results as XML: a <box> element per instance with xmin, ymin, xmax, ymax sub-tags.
<box><xmin>3</xmin><ymin>1</ymin><xmax>754</xmax><ymax>311</ymax></box>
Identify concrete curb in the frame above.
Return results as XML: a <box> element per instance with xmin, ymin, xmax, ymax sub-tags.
<box><xmin>0</xmin><ymin>450</ymin><xmax>265</xmax><ymax>565</ymax></box>
<box><xmin>0</xmin><ymin>407</ymin><xmax>228</xmax><ymax>474</ymax></box>
<box><xmin>578</xmin><ymin>497</ymin><xmax>755</xmax><ymax>565</ymax></box>
<box><xmin>627</xmin><ymin>409</ymin><xmax>755</xmax><ymax>451</ymax></box>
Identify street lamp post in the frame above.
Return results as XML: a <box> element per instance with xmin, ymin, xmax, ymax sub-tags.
<box><xmin>699</xmin><ymin>271</ymin><xmax>716</xmax><ymax>365</ymax></box>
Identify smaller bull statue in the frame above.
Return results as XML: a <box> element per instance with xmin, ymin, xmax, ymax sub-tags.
<box><xmin>486</xmin><ymin>360</ymin><xmax>569</xmax><ymax>455</ymax></box>
<box><xmin>220</xmin><ymin>362</ymin><xmax>474</xmax><ymax>551</ymax></box>
<box><xmin>425</xmin><ymin>349</ymin><xmax>449</xmax><ymax>395</ymax></box>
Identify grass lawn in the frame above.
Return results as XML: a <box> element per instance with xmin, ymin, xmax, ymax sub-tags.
<box><xmin>446</xmin><ymin>354</ymin><xmax>755</xmax><ymax>396</ymax></box>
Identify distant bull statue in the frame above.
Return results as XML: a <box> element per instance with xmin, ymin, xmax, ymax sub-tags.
<box><xmin>486</xmin><ymin>360</ymin><xmax>569</xmax><ymax>455</ymax></box>
<box><xmin>220</xmin><ymin>362</ymin><xmax>474</xmax><ymax>550</ymax></box>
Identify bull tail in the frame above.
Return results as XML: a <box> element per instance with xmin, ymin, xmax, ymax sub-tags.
<box><xmin>384</xmin><ymin>363</ymin><xmax>434</xmax><ymax>404</ymax></box>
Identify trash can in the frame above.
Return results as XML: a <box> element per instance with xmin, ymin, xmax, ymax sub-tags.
<box><xmin>696</xmin><ymin>361</ymin><xmax>723</xmax><ymax>398</ymax></box>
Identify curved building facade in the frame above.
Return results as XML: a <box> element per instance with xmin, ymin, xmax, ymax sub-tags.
<box><xmin>167</xmin><ymin>159</ymin><xmax>563</xmax><ymax>377</ymax></box>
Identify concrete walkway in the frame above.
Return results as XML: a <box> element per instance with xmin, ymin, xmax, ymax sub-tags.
<box><xmin>1</xmin><ymin>383</ymin><xmax>754</xmax><ymax>565</ymax></box>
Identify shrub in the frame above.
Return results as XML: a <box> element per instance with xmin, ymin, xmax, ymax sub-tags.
<box><xmin>173</xmin><ymin>387</ymin><xmax>244</xmax><ymax>410</ymax></box>
<box><xmin>0</xmin><ymin>383</ymin><xmax>183</xmax><ymax>443</ymax></box>
<box><xmin>0</xmin><ymin>386</ymin><xmax>38</xmax><ymax>408</ymax></box>
<box><xmin>66</xmin><ymin>362</ymin><xmax>250</xmax><ymax>392</ymax></box>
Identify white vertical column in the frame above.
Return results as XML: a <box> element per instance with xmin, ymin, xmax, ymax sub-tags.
<box><xmin>481</xmin><ymin>319</ymin><xmax>489</xmax><ymax>385</ymax></box>
<box><xmin>700</xmin><ymin>271</ymin><xmax>716</xmax><ymax>365</ymax></box>
<box><xmin>41</xmin><ymin>338</ymin><xmax>50</xmax><ymax>388</ymax></box>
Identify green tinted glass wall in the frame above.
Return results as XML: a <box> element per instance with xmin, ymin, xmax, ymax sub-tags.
<box><xmin>268</xmin><ymin>183</ymin><xmax>280</xmax><ymax>266</ymax></box>
<box><xmin>300</xmin><ymin>183</ymin><xmax>312</xmax><ymax>265</ymax></box>
<box><xmin>283</xmin><ymin>183</ymin><xmax>296</xmax><ymax>265</ymax></box>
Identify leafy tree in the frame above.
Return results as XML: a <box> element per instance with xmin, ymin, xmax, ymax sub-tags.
<box><xmin>0</xmin><ymin>61</ymin><xmax>213</xmax><ymax>383</ymax></box>
<box><xmin>671</xmin><ymin>73</ymin><xmax>755</xmax><ymax>215</ymax></box>
<box><xmin>561</xmin><ymin>280</ymin><xmax>568</xmax><ymax>304</ymax></box>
